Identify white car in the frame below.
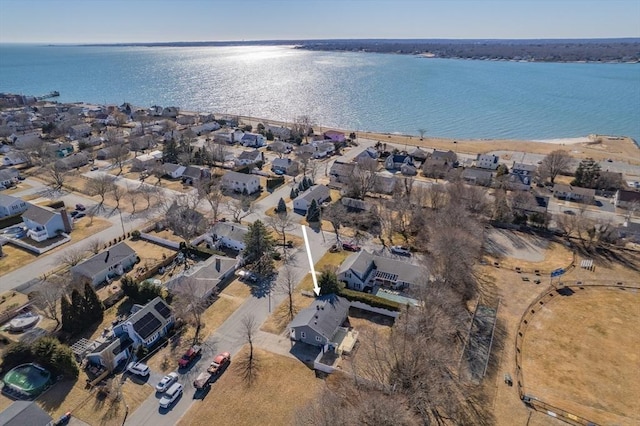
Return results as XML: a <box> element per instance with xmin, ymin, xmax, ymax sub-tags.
<box><xmin>127</xmin><ymin>362</ymin><xmax>150</xmax><ymax>377</ymax></box>
<box><xmin>155</xmin><ymin>372</ymin><xmax>179</xmax><ymax>392</ymax></box>
<box><xmin>390</xmin><ymin>245</ymin><xmax>411</xmax><ymax>256</ymax></box>
<box><xmin>159</xmin><ymin>382</ymin><xmax>183</xmax><ymax>409</ymax></box>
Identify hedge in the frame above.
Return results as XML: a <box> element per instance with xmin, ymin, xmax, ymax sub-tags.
<box><xmin>338</xmin><ymin>287</ymin><xmax>400</xmax><ymax>311</ymax></box>
<box><xmin>266</xmin><ymin>176</ymin><xmax>285</xmax><ymax>191</ymax></box>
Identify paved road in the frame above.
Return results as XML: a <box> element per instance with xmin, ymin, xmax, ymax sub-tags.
<box><xmin>125</xmin><ymin>228</ymin><xmax>332</xmax><ymax>426</ymax></box>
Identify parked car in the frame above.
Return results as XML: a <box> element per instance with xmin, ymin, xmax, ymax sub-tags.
<box><xmin>17</xmin><ymin>176</ymin><xmax>26</xmax><ymax>181</ymax></box>
<box><xmin>237</xmin><ymin>270</ymin><xmax>258</xmax><ymax>283</ymax></box>
<box><xmin>193</xmin><ymin>372</ymin><xmax>211</xmax><ymax>390</ymax></box>
<box><xmin>159</xmin><ymin>382</ymin><xmax>183</xmax><ymax>409</ymax></box>
<box><xmin>390</xmin><ymin>245</ymin><xmax>411</xmax><ymax>256</ymax></box>
<box><xmin>155</xmin><ymin>372</ymin><xmax>179</xmax><ymax>393</ymax></box>
<box><xmin>273</xmin><ymin>169</ymin><xmax>285</xmax><ymax>175</ymax></box>
<box><xmin>75</xmin><ymin>204</ymin><xmax>86</xmax><ymax>211</ymax></box>
<box><xmin>127</xmin><ymin>362</ymin><xmax>150</xmax><ymax>377</ymax></box>
<box><xmin>70</xmin><ymin>210</ymin><xmax>79</xmax><ymax>217</ymax></box>
<box><xmin>75</xmin><ymin>212</ymin><xmax>86</xmax><ymax>219</ymax></box>
<box><xmin>207</xmin><ymin>352</ymin><xmax>231</xmax><ymax>375</ymax></box>
<box><xmin>342</xmin><ymin>242</ymin><xmax>361</xmax><ymax>252</ymax></box>
<box><xmin>90</xmin><ymin>165</ymin><xmax>99</xmax><ymax>171</ymax></box>
<box><xmin>178</xmin><ymin>345</ymin><xmax>202</xmax><ymax>369</ymax></box>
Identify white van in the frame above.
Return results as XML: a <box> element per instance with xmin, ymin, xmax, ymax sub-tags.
<box><xmin>159</xmin><ymin>382</ymin><xmax>183</xmax><ymax>409</ymax></box>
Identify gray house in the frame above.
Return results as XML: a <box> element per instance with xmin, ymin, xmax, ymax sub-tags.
<box><xmin>85</xmin><ymin>335</ymin><xmax>133</xmax><ymax>371</ymax></box>
<box><xmin>337</xmin><ymin>250</ymin><xmax>423</xmax><ymax>292</ymax></box>
<box><xmin>221</xmin><ymin>170</ymin><xmax>260</xmax><ymax>194</ymax></box>
<box><xmin>71</xmin><ymin>242</ymin><xmax>138</xmax><ymax>286</ymax></box>
<box><xmin>289</xmin><ymin>296</ymin><xmax>350</xmax><ymax>348</ymax></box>
<box><xmin>166</xmin><ymin>255</ymin><xmax>238</xmax><ymax>300</ymax></box>
<box><xmin>271</xmin><ymin>158</ymin><xmax>299</xmax><ymax>175</ymax></box>
<box><xmin>461</xmin><ymin>168</ymin><xmax>493</xmax><ymax>186</ymax></box>
<box><xmin>0</xmin><ymin>194</ymin><xmax>28</xmax><ymax>218</ymax></box>
<box><xmin>293</xmin><ymin>184</ymin><xmax>330</xmax><ymax>213</ymax></box>
<box><xmin>0</xmin><ymin>401</ymin><xmax>53</xmax><ymax>426</ymax></box>
<box><xmin>113</xmin><ymin>297</ymin><xmax>174</xmax><ymax>349</ymax></box>
<box><xmin>211</xmin><ymin>222</ymin><xmax>248</xmax><ymax>251</ymax></box>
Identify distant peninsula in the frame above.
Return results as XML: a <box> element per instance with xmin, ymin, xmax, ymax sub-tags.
<box><xmin>80</xmin><ymin>38</ymin><xmax>640</xmax><ymax>63</ymax></box>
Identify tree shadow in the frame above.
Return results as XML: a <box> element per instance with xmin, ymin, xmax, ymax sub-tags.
<box><xmin>249</xmin><ymin>279</ymin><xmax>274</xmax><ymax>298</ymax></box>
<box><xmin>37</xmin><ymin>379</ymin><xmax>77</xmax><ymax>412</ymax></box>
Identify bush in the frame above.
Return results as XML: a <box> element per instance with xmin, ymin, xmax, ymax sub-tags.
<box><xmin>131</xmin><ymin>230</ymin><xmax>141</xmax><ymax>239</ymax></box>
<box><xmin>338</xmin><ymin>287</ymin><xmax>401</xmax><ymax>311</ymax></box>
<box><xmin>272</xmin><ymin>252</ymin><xmax>282</xmax><ymax>261</ymax></box>
<box><xmin>1</xmin><ymin>337</ymin><xmax>79</xmax><ymax>379</ymax></box>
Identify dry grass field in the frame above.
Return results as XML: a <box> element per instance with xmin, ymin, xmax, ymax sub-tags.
<box><xmin>178</xmin><ymin>347</ymin><xmax>324</xmax><ymax>426</ymax></box>
<box><xmin>0</xmin><ymin>244</ymin><xmax>38</xmax><ymax>276</ymax></box>
<box><xmin>521</xmin><ymin>287</ymin><xmax>640</xmax><ymax>425</ymax></box>
<box><xmin>126</xmin><ymin>239</ymin><xmax>176</xmax><ymax>267</ymax></box>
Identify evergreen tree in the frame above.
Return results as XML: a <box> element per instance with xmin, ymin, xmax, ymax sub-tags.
<box><xmin>60</xmin><ymin>295</ymin><xmax>74</xmax><ymax>334</ymax></box>
<box><xmin>163</xmin><ymin>137</ymin><xmax>179</xmax><ymax>164</ymax></box>
<box><xmin>496</xmin><ymin>163</ymin><xmax>509</xmax><ymax>177</ymax></box>
<box><xmin>70</xmin><ymin>289</ymin><xmax>85</xmax><ymax>335</ymax></box>
<box><xmin>307</xmin><ymin>199</ymin><xmax>320</xmax><ymax>222</ymax></box>
<box><xmin>243</xmin><ymin>220</ymin><xmax>275</xmax><ymax>277</ymax></box>
<box><xmin>318</xmin><ymin>270</ymin><xmax>342</xmax><ymax>295</ymax></box>
<box><xmin>276</xmin><ymin>197</ymin><xmax>287</xmax><ymax>214</ymax></box>
<box><xmin>304</xmin><ymin>176</ymin><xmax>313</xmax><ymax>187</ymax></box>
<box><xmin>298</xmin><ymin>181</ymin><xmax>305</xmax><ymax>192</ymax></box>
<box><xmin>572</xmin><ymin>158</ymin><xmax>601</xmax><ymax>188</ymax></box>
<box><xmin>83</xmin><ymin>282</ymin><xmax>104</xmax><ymax>323</ymax></box>
<box><xmin>289</xmin><ymin>187</ymin><xmax>297</xmax><ymax>199</ymax></box>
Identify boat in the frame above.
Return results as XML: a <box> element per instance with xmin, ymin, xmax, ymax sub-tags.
<box><xmin>8</xmin><ymin>312</ymin><xmax>40</xmax><ymax>332</ymax></box>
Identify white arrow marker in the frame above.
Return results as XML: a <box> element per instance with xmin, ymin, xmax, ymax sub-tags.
<box><xmin>301</xmin><ymin>225</ymin><xmax>320</xmax><ymax>296</ymax></box>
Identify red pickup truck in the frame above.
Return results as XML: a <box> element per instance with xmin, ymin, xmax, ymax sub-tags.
<box><xmin>206</xmin><ymin>352</ymin><xmax>231</xmax><ymax>375</ymax></box>
<box><xmin>178</xmin><ymin>345</ymin><xmax>202</xmax><ymax>369</ymax></box>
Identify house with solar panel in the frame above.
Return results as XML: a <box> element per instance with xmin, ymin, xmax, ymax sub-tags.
<box><xmin>113</xmin><ymin>297</ymin><xmax>174</xmax><ymax>350</ymax></box>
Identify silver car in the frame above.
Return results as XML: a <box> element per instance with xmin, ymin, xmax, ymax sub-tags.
<box><xmin>155</xmin><ymin>372</ymin><xmax>179</xmax><ymax>393</ymax></box>
<box><xmin>159</xmin><ymin>382</ymin><xmax>183</xmax><ymax>409</ymax></box>
<box><xmin>127</xmin><ymin>362</ymin><xmax>150</xmax><ymax>377</ymax></box>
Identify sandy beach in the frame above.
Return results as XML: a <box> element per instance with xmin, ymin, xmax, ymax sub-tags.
<box><xmin>231</xmin><ymin>114</ymin><xmax>640</xmax><ymax>165</ymax></box>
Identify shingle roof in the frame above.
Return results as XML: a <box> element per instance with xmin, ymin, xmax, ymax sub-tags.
<box><xmin>289</xmin><ymin>295</ymin><xmax>350</xmax><ymax>340</ymax></box>
<box><xmin>617</xmin><ymin>189</ymin><xmax>640</xmax><ymax>203</ymax></box>
<box><xmin>72</xmin><ymin>242</ymin><xmax>136</xmax><ymax>279</ymax></box>
<box><xmin>166</xmin><ymin>256</ymin><xmax>237</xmax><ymax>299</ymax></box>
<box><xmin>183</xmin><ymin>165</ymin><xmax>203</xmax><ymax>179</ymax></box>
<box><xmin>163</xmin><ymin>163</ymin><xmax>184</xmax><ymax>173</ymax></box>
<box><xmin>21</xmin><ymin>204</ymin><xmax>57</xmax><ymax>225</ymax></box>
<box><xmin>272</xmin><ymin>158</ymin><xmax>296</xmax><ymax>168</ymax></box>
<box><xmin>553</xmin><ymin>184</ymin><xmax>596</xmax><ymax>197</ymax></box>
<box><xmin>223</xmin><ymin>170</ymin><xmax>258</xmax><ymax>184</ymax></box>
<box><xmin>0</xmin><ymin>168</ymin><xmax>19</xmax><ymax>181</ymax></box>
<box><xmin>0</xmin><ymin>401</ymin><xmax>53</xmax><ymax>426</ymax></box>
<box><xmin>238</xmin><ymin>150</ymin><xmax>262</xmax><ymax>161</ymax></box>
<box><xmin>338</xmin><ymin>250</ymin><xmax>423</xmax><ymax>285</ymax></box>
<box><xmin>298</xmin><ymin>185</ymin><xmax>330</xmax><ymax>203</ymax></box>
<box><xmin>0</xmin><ymin>194</ymin><xmax>23</xmax><ymax>208</ymax></box>
<box><xmin>211</xmin><ymin>222</ymin><xmax>248</xmax><ymax>242</ymax></box>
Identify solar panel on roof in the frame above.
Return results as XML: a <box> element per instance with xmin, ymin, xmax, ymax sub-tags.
<box><xmin>154</xmin><ymin>301</ymin><xmax>171</xmax><ymax>319</ymax></box>
<box><xmin>133</xmin><ymin>312</ymin><xmax>161</xmax><ymax>339</ymax></box>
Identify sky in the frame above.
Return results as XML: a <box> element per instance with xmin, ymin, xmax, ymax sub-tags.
<box><xmin>0</xmin><ymin>0</ymin><xmax>638</xmax><ymax>44</ymax></box>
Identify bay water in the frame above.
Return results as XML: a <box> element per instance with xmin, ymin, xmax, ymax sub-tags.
<box><xmin>0</xmin><ymin>44</ymin><xmax>638</xmax><ymax>142</ymax></box>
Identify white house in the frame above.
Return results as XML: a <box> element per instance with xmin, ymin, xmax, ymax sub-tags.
<box><xmin>234</xmin><ymin>150</ymin><xmax>264</xmax><ymax>167</ymax></box>
<box><xmin>240</xmin><ymin>132</ymin><xmax>266</xmax><ymax>148</ymax></box>
<box><xmin>337</xmin><ymin>250</ymin><xmax>423</xmax><ymax>292</ymax></box>
<box><xmin>131</xmin><ymin>150</ymin><xmax>162</xmax><ymax>171</ymax></box>
<box><xmin>113</xmin><ymin>297</ymin><xmax>174</xmax><ymax>349</ymax></box>
<box><xmin>68</xmin><ymin>123</ymin><xmax>92</xmax><ymax>140</ymax></box>
<box><xmin>71</xmin><ymin>242</ymin><xmax>138</xmax><ymax>286</ymax></box>
<box><xmin>221</xmin><ymin>171</ymin><xmax>260</xmax><ymax>194</ymax></box>
<box><xmin>0</xmin><ymin>168</ymin><xmax>20</xmax><ymax>187</ymax></box>
<box><xmin>476</xmin><ymin>154</ymin><xmax>500</xmax><ymax>170</ymax></box>
<box><xmin>614</xmin><ymin>189</ymin><xmax>640</xmax><ymax>210</ymax></box>
<box><xmin>21</xmin><ymin>205</ymin><xmax>73</xmax><ymax>242</ymax></box>
<box><xmin>211</xmin><ymin>222</ymin><xmax>248</xmax><ymax>251</ymax></box>
<box><xmin>2</xmin><ymin>152</ymin><xmax>28</xmax><ymax>166</ymax></box>
<box><xmin>0</xmin><ymin>194</ymin><xmax>28</xmax><ymax>218</ymax></box>
<box><xmin>163</xmin><ymin>163</ymin><xmax>186</xmax><ymax>179</ymax></box>
<box><xmin>293</xmin><ymin>185</ymin><xmax>330</xmax><ymax>213</ymax></box>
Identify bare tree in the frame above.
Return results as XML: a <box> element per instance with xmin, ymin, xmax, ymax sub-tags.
<box><xmin>198</xmin><ymin>179</ymin><xmax>224</xmax><ymax>223</ymax></box>
<box><xmin>275</xmin><ymin>265</ymin><xmax>301</xmax><ymax>323</ymax></box>
<box><xmin>323</xmin><ymin>202</ymin><xmax>348</xmax><ymax>243</ymax></box>
<box><xmin>110</xmin><ymin>183</ymin><xmax>125</xmax><ymax>214</ymax></box>
<box><xmin>58</xmin><ymin>247</ymin><xmax>86</xmax><ymax>268</ymax></box>
<box><xmin>162</xmin><ymin>193</ymin><xmax>207</xmax><ymax>244</ymax></box>
<box><xmin>345</xmin><ymin>157</ymin><xmax>379</xmax><ymax>199</ymax></box>
<box><xmin>88</xmin><ymin>174</ymin><xmax>116</xmax><ymax>212</ymax></box>
<box><xmin>226</xmin><ymin>196</ymin><xmax>253</xmax><ymax>223</ymax></box>
<box><xmin>109</xmin><ymin>143</ymin><xmax>129</xmax><ymax>176</ymax></box>
<box><xmin>267</xmin><ymin>212</ymin><xmax>296</xmax><ymax>261</ymax></box>
<box><xmin>87</xmin><ymin>238</ymin><xmax>104</xmax><ymax>254</ymax></box>
<box><xmin>292</xmin><ymin>115</ymin><xmax>314</xmax><ymax>142</ymax></box>
<box><xmin>173</xmin><ymin>277</ymin><xmax>209</xmax><ymax>343</ymax></box>
<box><xmin>32</xmin><ymin>277</ymin><xmax>65</xmax><ymax>329</ymax></box>
<box><xmin>539</xmin><ymin>150</ymin><xmax>572</xmax><ymax>184</ymax></box>
<box><xmin>45</xmin><ymin>162</ymin><xmax>68</xmax><ymax>192</ymax></box>
<box><xmin>239</xmin><ymin>314</ymin><xmax>258</xmax><ymax>386</ymax></box>
<box><xmin>139</xmin><ymin>184</ymin><xmax>158</xmax><ymax>209</ymax></box>
<box><xmin>125</xmin><ymin>183</ymin><xmax>141</xmax><ymax>215</ymax></box>
<box><xmin>423</xmin><ymin>183</ymin><xmax>448</xmax><ymax>210</ymax></box>
<box><xmin>296</xmin><ymin>151</ymin><xmax>313</xmax><ymax>177</ymax></box>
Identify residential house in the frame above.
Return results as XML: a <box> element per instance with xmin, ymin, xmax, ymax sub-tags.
<box><xmin>113</xmin><ymin>297</ymin><xmax>174</xmax><ymax>349</ymax></box>
<box><xmin>506</xmin><ymin>162</ymin><xmax>537</xmax><ymax>190</ymax></box>
<box><xmin>21</xmin><ymin>204</ymin><xmax>72</xmax><ymax>242</ymax></box>
<box><xmin>553</xmin><ymin>184</ymin><xmax>596</xmax><ymax>204</ymax></box>
<box><xmin>48</xmin><ymin>142</ymin><xmax>74</xmax><ymax>158</ymax></box>
<box><xmin>0</xmin><ymin>145</ymin><xmax>10</xmax><ymax>154</ymax></box>
<box><xmin>235</xmin><ymin>150</ymin><xmax>264</xmax><ymax>167</ymax></box>
<box><xmin>313</xmin><ymin>141</ymin><xmax>336</xmax><ymax>159</ymax></box>
<box><xmin>293</xmin><ymin>184</ymin><xmax>330</xmax><ymax>213</ymax></box>
<box><xmin>95</xmin><ymin>147</ymin><xmax>114</xmax><ymax>160</ymax></box>
<box><xmin>341</xmin><ymin>197</ymin><xmax>374</xmax><ymax>212</ymax></box>
<box><xmin>432</xmin><ymin>150</ymin><xmax>458</xmax><ymax>163</ymax></box>
<box><xmin>268</xmin><ymin>140</ymin><xmax>294</xmax><ymax>154</ymax></box>
<box><xmin>617</xmin><ymin>221</ymin><xmax>640</xmax><ymax>244</ymax></box>
<box><xmin>461</xmin><ymin>168</ymin><xmax>493</xmax><ymax>186</ymax></box>
<box><xmin>1</xmin><ymin>152</ymin><xmax>28</xmax><ymax>166</ymax></box>
<box><xmin>68</xmin><ymin>123</ymin><xmax>92</xmax><ymax>140</ymax></box>
<box><xmin>166</xmin><ymin>255</ymin><xmax>237</xmax><ymax>300</ymax></box>
<box><xmin>476</xmin><ymin>154</ymin><xmax>500</xmax><ymax>170</ymax></box>
<box><xmin>400</xmin><ymin>163</ymin><xmax>418</xmax><ymax>176</ymax></box>
<box><xmin>384</xmin><ymin>153</ymin><xmax>413</xmax><ymax>171</ymax></box>
<box><xmin>221</xmin><ymin>170</ymin><xmax>260</xmax><ymax>194</ymax></box>
<box><xmin>0</xmin><ymin>401</ymin><xmax>53</xmax><ymax>426</ymax></box>
<box><xmin>149</xmin><ymin>105</ymin><xmax>163</xmax><ymax>116</ymax></box>
<box><xmin>182</xmin><ymin>165</ymin><xmax>211</xmax><ymax>185</ymax></box>
<box><xmin>199</xmin><ymin>112</ymin><xmax>216</xmax><ymax>123</ymax></box>
<box><xmin>373</xmin><ymin>173</ymin><xmax>397</xmax><ymax>194</ymax></box>
<box><xmin>337</xmin><ymin>250</ymin><xmax>423</xmax><ymax>292</ymax></box>
<box><xmin>162</xmin><ymin>107</ymin><xmax>179</xmax><ymax>118</ymax></box>
<box><xmin>214</xmin><ymin>129</ymin><xmax>244</xmax><ymax>144</ymax></box>
<box><xmin>131</xmin><ymin>150</ymin><xmax>162</xmax><ymax>171</ymax></box>
<box><xmin>85</xmin><ymin>335</ymin><xmax>133</xmax><ymax>371</ymax></box>
<box><xmin>0</xmin><ymin>194</ymin><xmax>28</xmax><ymax>218</ymax></box>
<box><xmin>240</xmin><ymin>132</ymin><xmax>266</xmax><ymax>148</ymax></box>
<box><xmin>211</xmin><ymin>222</ymin><xmax>248</xmax><ymax>251</ymax></box>
<box><xmin>163</xmin><ymin>163</ymin><xmax>186</xmax><ymax>179</ymax></box>
<box><xmin>271</xmin><ymin>158</ymin><xmax>299</xmax><ymax>175</ymax></box>
<box><xmin>55</xmin><ymin>152</ymin><xmax>89</xmax><ymax>170</ymax></box>
<box><xmin>191</xmin><ymin>121</ymin><xmax>221</xmax><ymax>135</ymax></box>
<box><xmin>323</xmin><ymin>130</ymin><xmax>346</xmax><ymax>143</ymax></box>
<box><xmin>422</xmin><ymin>157</ymin><xmax>453</xmax><ymax>179</ymax></box>
<box><xmin>614</xmin><ymin>189</ymin><xmax>640</xmax><ymax>210</ymax></box>
<box><xmin>176</xmin><ymin>114</ymin><xmax>197</xmax><ymax>126</ymax></box>
<box><xmin>265</xmin><ymin>125</ymin><xmax>291</xmax><ymax>140</ymax></box>
<box><xmin>289</xmin><ymin>296</ymin><xmax>350</xmax><ymax>348</ymax></box>
<box><xmin>71</xmin><ymin>242</ymin><xmax>138</xmax><ymax>286</ymax></box>
<box><xmin>329</xmin><ymin>159</ymin><xmax>357</xmax><ymax>188</ymax></box>
<box><xmin>0</xmin><ymin>168</ymin><xmax>20</xmax><ymax>187</ymax></box>
<box><xmin>355</xmin><ymin>147</ymin><xmax>379</xmax><ymax>162</ymax></box>
<box><xmin>409</xmin><ymin>147</ymin><xmax>428</xmax><ymax>162</ymax></box>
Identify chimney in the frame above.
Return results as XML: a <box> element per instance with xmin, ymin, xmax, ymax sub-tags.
<box><xmin>215</xmin><ymin>258</ymin><xmax>221</xmax><ymax>272</ymax></box>
<box><xmin>105</xmin><ymin>250</ymin><xmax>110</xmax><ymax>263</ymax></box>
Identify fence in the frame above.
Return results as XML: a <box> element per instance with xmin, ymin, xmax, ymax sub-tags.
<box><xmin>7</xmin><ymin>234</ymin><xmax>71</xmax><ymax>254</ymax></box>
<box><xmin>139</xmin><ymin>233</ymin><xmax>180</xmax><ymax>250</ymax></box>
<box><xmin>491</xmin><ymin>250</ymin><xmax>576</xmax><ymax>276</ymax></box>
<box><xmin>514</xmin><ymin>280</ymin><xmax>640</xmax><ymax>426</ymax></box>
